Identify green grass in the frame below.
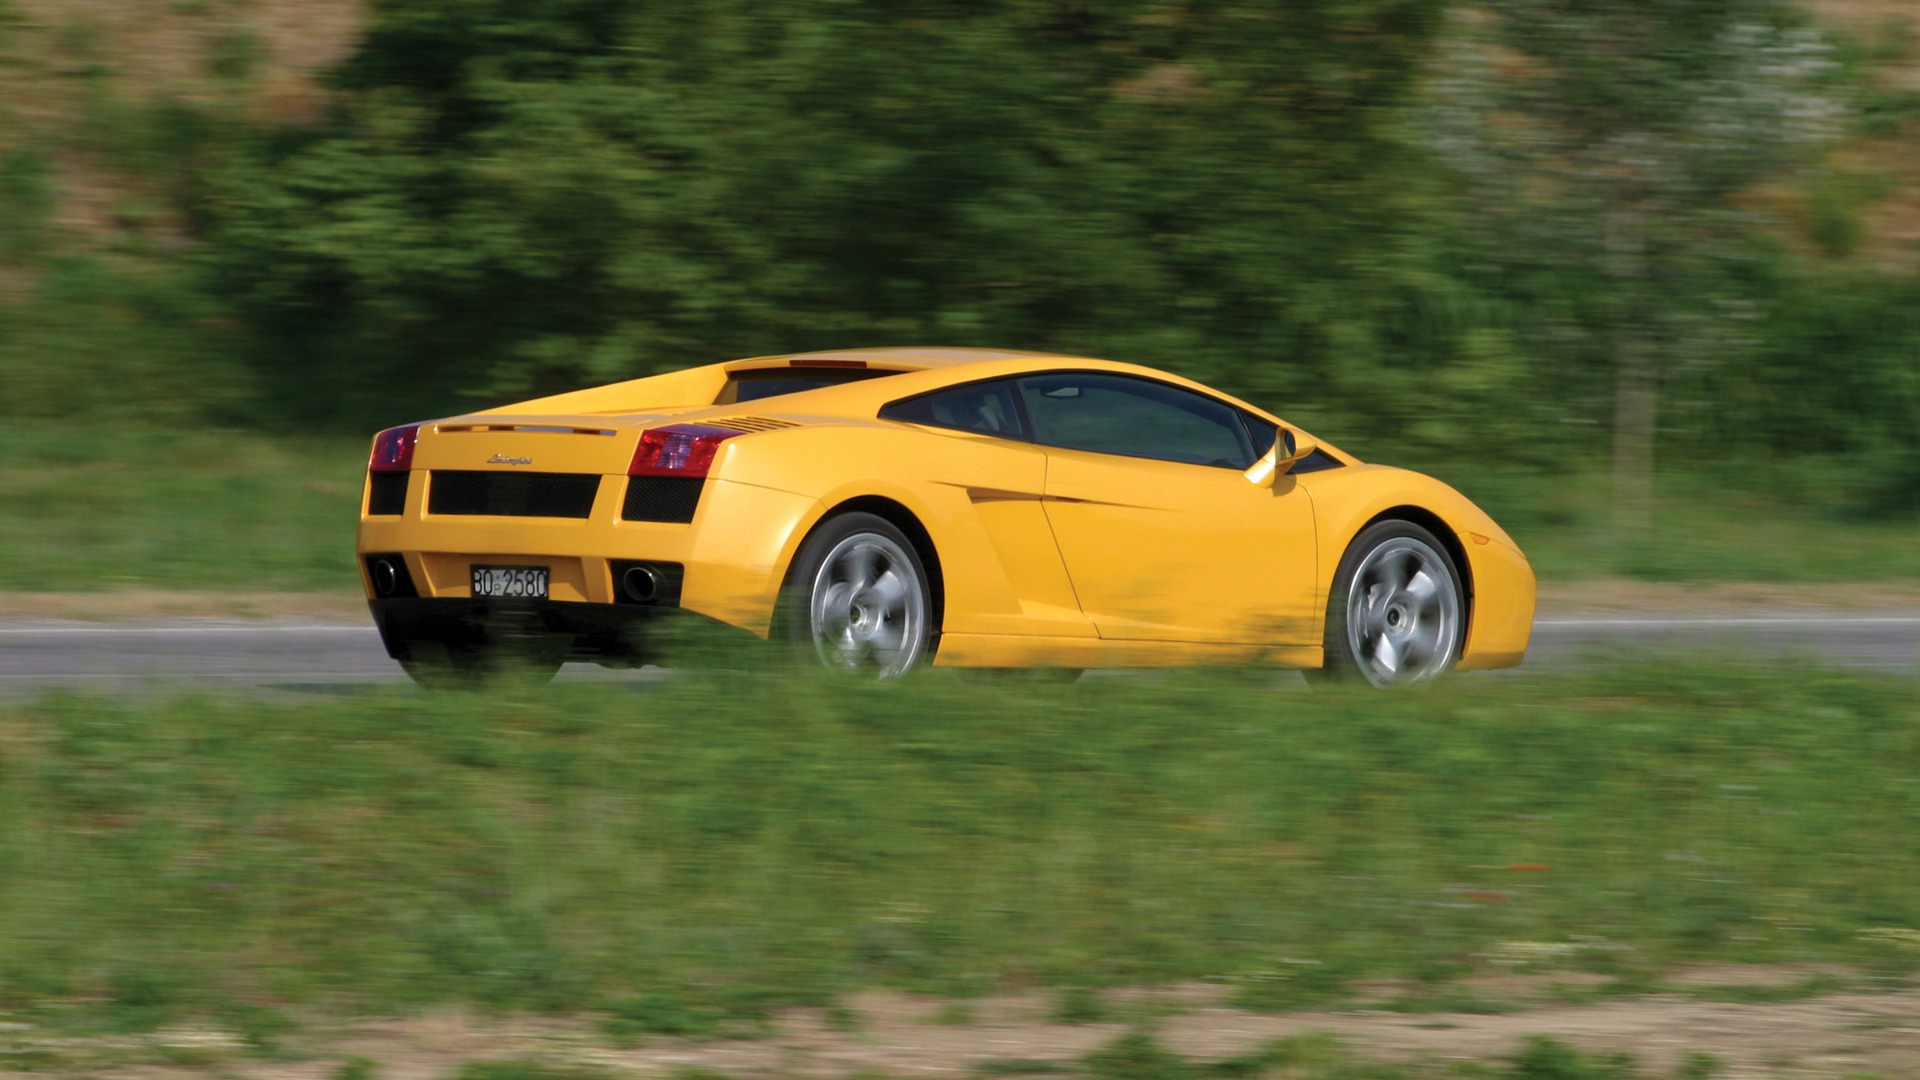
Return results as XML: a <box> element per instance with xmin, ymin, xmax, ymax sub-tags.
<box><xmin>0</xmin><ymin>663</ymin><xmax>1915</xmax><ymax>1032</ymax></box>
<box><xmin>1518</xmin><ymin>505</ymin><xmax>1920</xmax><ymax>585</ymax></box>
<box><xmin>0</xmin><ymin>420</ymin><xmax>365</xmax><ymax>593</ymax></box>
<box><xmin>1453</xmin><ymin>466</ymin><xmax>1920</xmax><ymax>585</ymax></box>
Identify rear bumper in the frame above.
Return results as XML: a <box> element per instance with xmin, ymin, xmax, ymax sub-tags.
<box><xmin>357</xmin><ymin>475</ymin><xmax>822</xmax><ymax>636</ymax></box>
<box><xmin>369</xmin><ymin>597</ymin><xmax>755</xmax><ymax>666</ymax></box>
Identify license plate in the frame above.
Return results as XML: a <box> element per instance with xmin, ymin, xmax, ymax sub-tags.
<box><xmin>471</xmin><ymin>565</ymin><xmax>548</xmax><ymax>599</ymax></box>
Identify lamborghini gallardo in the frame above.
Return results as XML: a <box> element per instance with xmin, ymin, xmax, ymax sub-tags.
<box><xmin>358</xmin><ymin>348</ymin><xmax>1534</xmax><ymax>685</ymax></box>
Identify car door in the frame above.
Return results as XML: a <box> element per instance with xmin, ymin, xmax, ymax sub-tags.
<box><xmin>878</xmin><ymin>378</ymin><xmax>1096</xmax><ymax>639</ymax></box>
<box><xmin>1020</xmin><ymin>371</ymin><xmax>1319</xmax><ymax>645</ymax></box>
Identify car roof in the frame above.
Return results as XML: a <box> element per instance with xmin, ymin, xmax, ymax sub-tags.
<box><xmin>723</xmin><ymin>347</ymin><xmax>1056</xmax><ymax>373</ymax></box>
<box><xmin>471</xmin><ymin>347</ymin><xmax>1326</xmax><ymax>456</ymax></box>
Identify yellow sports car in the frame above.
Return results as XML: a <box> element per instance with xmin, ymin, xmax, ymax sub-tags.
<box><xmin>358</xmin><ymin>348</ymin><xmax>1533</xmax><ymax>685</ymax></box>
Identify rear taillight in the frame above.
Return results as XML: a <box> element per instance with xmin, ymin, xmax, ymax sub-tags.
<box><xmin>369</xmin><ymin>424</ymin><xmax>421</xmax><ymax>472</ymax></box>
<box><xmin>628</xmin><ymin>424</ymin><xmax>741</xmax><ymax>478</ymax></box>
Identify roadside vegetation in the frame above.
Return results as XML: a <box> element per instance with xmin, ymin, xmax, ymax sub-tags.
<box><xmin>1</xmin><ymin>663</ymin><xmax>1914</xmax><ymax>1034</ymax></box>
<box><xmin>0</xmin><ymin>0</ymin><xmax>1917</xmax><ymax>596</ymax></box>
<box><xmin>0</xmin><ymin>420</ymin><xmax>364</xmax><ymax>593</ymax></box>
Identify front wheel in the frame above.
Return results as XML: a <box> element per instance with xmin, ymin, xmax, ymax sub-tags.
<box><xmin>1319</xmin><ymin>520</ymin><xmax>1464</xmax><ymax>686</ymax></box>
<box><xmin>780</xmin><ymin>512</ymin><xmax>933</xmax><ymax>678</ymax></box>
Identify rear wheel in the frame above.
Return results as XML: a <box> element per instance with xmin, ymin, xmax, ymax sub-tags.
<box><xmin>1319</xmin><ymin>520</ymin><xmax>1463</xmax><ymax>686</ymax></box>
<box><xmin>780</xmin><ymin>513</ymin><xmax>932</xmax><ymax>678</ymax></box>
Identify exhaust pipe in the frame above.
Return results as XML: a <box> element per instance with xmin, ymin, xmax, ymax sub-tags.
<box><xmin>621</xmin><ymin>565</ymin><xmax>661</xmax><ymax>604</ymax></box>
<box><xmin>371</xmin><ymin>557</ymin><xmax>401</xmax><ymax>597</ymax></box>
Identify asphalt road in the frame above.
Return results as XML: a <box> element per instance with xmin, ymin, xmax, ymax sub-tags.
<box><xmin>0</xmin><ymin>610</ymin><xmax>1913</xmax><ymax>695</ymax></box>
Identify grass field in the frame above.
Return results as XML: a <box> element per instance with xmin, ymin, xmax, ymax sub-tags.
<box><xmin>1445</xmin><ymin>464</ymin><xmax>1920</xmax><ymax>585</ymax></box>
<box><xmin>0</xmin><ymin>423</ymin><xmax>1914</xmax><ymax>597</ymax></box>
<box><xmin>1</xmin><ymin>662</ymin><xmax>1915</xmax><ymax>1040</ymax></box>
<box><xmin>0</xmin><ymin>422</ymin><xmax>366</xmax><ymax>593</ymax></box>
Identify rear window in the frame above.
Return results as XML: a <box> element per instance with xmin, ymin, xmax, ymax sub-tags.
<box><xmin>879</xmin><ymin>379</ymin><xmax>1027</xmax><ymax>439</ymax></box>
<box><xmin>717</xmin><ymin>368</ymin><xmax>901</xmax><ymax>404</ymax></box>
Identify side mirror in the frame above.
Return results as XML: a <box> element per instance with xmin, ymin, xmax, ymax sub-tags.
<box><xmin>1243</xmin><ymin>428</ymin><xmax>1317</xmax><ymax>488</ymax></box>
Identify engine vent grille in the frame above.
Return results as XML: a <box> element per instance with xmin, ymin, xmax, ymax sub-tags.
<box><xmin>707</xmin><ymin>416</ymin><xmax>799</xmax><ymax>433</ymax></box>
<box><xmin>623</xmin><ymin>477</ymin><xmax>705</xmax><ymax>523</ymax></box>
<box><xmin>436</xmin><ymin>423</ymin><xmax>617</xmax><ymax>436</ymax></box>
<box><xmin>366</xmin><ymin>471</ymin><xmax>409</xmax><ymax>516</ymax></box>
<box><xmin>428</xmin><ymin>472</ymin><xmax>600</xmax><ymax>518</ymax></box>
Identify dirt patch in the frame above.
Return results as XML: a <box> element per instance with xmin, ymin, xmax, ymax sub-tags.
<box><xmin>11</xmin><ymin>972</ymin><xmax>1917</xmax><ymax>1079</ymax></box>
<box><xmin>7</xmin><ymin>0</ymin><xmax>363</xmax><ymax>115</ymax></box>
<box><xmin>0</xmin><ymin>0</ymin><xmax>365</xmax><ymax>246</ymax></box>
<box><xmin>1805</xmin><ymin>0</ymin><xmax>1919</xmax><ymax>61</ymax></box>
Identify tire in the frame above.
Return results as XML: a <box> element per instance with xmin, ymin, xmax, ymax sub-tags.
<box><xmin>399</xmin><ymin>640</ymin><xmax>562</xmax><ymax>690</ymax></box>
<box><xmin>779</xmin><ymin>512</ymin><xmax>933</xmax><ymax>678</ymax></box>
<box><xmin>1318</xmin><ymin>520</ymin><xmax>1464</xmax><ymax>686</ymax></box>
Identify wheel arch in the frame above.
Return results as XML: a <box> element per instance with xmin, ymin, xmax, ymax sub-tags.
<box><xmin>787</xmin><ymin>495</ymin><xmax>946</xmax><ymax>642</ymax></box>
<box><xmin>1352</xmin><ymin>505</ymin><xmax>1475</xmax><ymax>634</ymax></box>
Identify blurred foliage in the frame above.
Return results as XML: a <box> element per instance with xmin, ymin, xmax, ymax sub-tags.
<box><xmin>1427</xmin><ymin>0</ymin><xmax>1850</xmax><ymax>517</ymax></box>
<box><xmin>200</xmin><ymin>0</ymin><xmax>1454</xmax><ymax>431</ymax></box>
<box><xmin>0</xmin><ymin>261</ymin><xmax>248</xmax><ymax>426</ymax></box>
<box><xmin>0</xmin><ymin>0</ymin><xmax>1916</xmax><ymax>520</ymax></box>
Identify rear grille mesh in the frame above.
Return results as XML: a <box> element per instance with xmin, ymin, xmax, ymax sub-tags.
<box><xmin>366</xmin><ymin>471</ymin><xmax>409</xmax><ymax>516</ymax></box>
<box><xmin>623</xmin><ymin>477</ymin><xmax>705</xmax><ymax>523</ymax></box>
<box><xmin>708</xmin><ymin>416</ymin><xmax>800</xmax><ymax>433</ymax></box>
<box><xmin>428</xmin><ymin>471</ymin><xmax>600</xmax><ymax>518</ymax></box>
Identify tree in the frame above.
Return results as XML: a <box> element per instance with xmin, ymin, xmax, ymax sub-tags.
<box><xmin>1427</xmin><ymin>0</ymin><xmax>1844</xmax><ymax>530</ymax></box>
<box><xmin>199</xmin><ymin>0</ymin><xmax>1452</xmax><ymax>426</ymax></box>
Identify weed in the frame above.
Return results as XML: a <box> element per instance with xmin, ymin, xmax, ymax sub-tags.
<box><xmin>599</xmin><ymin>990</ymin><xmax>718</xmax><ymax>1041</ymax></box>
<box><xmin>1680</xmin><ymin>974</ymin><xmax>1842</xmax><ymax>1004</ymax></box>
<box><xmin>934</xmin><ymin>1001</ymin><xmax>977</xmax><ymax>1026</ymax></box>
<box><xmin>1229</xmin><ymin>960</ymin><xmax>1352</xmax><ymax>1012</ymax></box>
<box><xmin>1505</xmin><ymin>1037</ymin><xmax>1641</xmax><ymax>1079</ymax></box>
<box><xmin>1084</xmin><ymin>1031</ymin><xmax>1195</xmax><ymax>1080</ymax></box>
<box><xmin>1677</xmin><ymin>1054</ymin><xmax>1721</xmax><ymax>1080</ymax></box>
<box><xmin>1050</xmin><ymin>986</ymin><xmax>1108</xmax><ymax>1025</ymax></box>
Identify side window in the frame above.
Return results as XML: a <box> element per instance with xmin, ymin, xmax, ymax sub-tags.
<box><xmin>1240</xmin><ymin>411</ymin><xmax>1278</xmax><ymax>458</ymax></box>
<box><xmin>879</xmin><ymin>379</ymin><xmax>1027</xmax><ymax>439</ymax></box>
<box><xmin>1019</xmin><ymin>373</ymin><xmax>1257</xmax><ymax>469</ymax></box>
